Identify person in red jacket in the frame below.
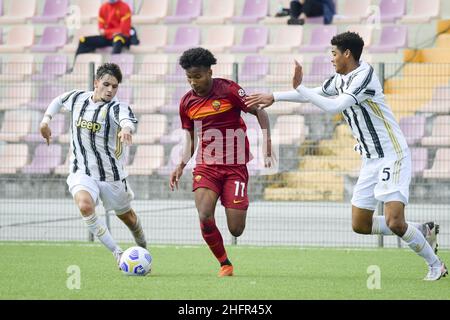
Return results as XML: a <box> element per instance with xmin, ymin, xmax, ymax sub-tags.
<box><xmin>75</xmin><ymin>0</ymin><xmax>132</xmax><ymax>56</ymax></box>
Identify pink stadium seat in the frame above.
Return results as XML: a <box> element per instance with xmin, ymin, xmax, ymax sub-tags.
<box><xmin>262</xmin><ymin>26</ymin><xmax>303</xmax><ymax>53</ymax></box>
<box><xmin>421</xmin><ymin>116</ymin><xmax>450</xmax><ymax>147</ymax></box>
<box><xmin>129</xmin><ymin>26</ymin><xmax>167</xmax><ymax>53</ymax></box>
<box><xmin>32</xmin><ymin>26</ymin><xmax>67</xmax><ymax>52</ymax></box>
<box><xmin>160</xmin><ymin>86</ymin><xmax>190</xmax><ymax>114</ymax></box>
<box><xmin>132</xmin><ymin>86</ymin><xmax>166</xmax><ymax>114</ymax></box>
<box><xmin>231</xmin><ymin>26</ymin><xmax>268</xmax><ymax>53</ymax></box>
<box><xmin>116</xmin><ymin>86</ymin><xmax>133</xmax><ymax>105</ymax></box>
<box><xmin>28</xmin><ymin>84</ymin><xmax>65</xmax><ymax>111</ymax></box>
<box><xmin>127</xmin><ymin>145</ymin><xmax>164</xmax><ymax>176</ymax></box>
<box><xmin>273</xmin><ymin>115</ymin><xmax>306</xmax><ymax>145</ymax></box>
<box><xmin>133</xmin><ymin>114</ymin><xmax>168</xmax><ymax>144</ymax></box>
<box><xmin>22</xmin><ymin>144</ymin><xmax>63</xmax><ymax>174</ymax></box>
<box><xmin>399</xmin><ymin>115</ymin><xmax>426</xmax><ymax>146</ymax></box>
<box><xmin>333</xmin><ymin>0</ymin><xmax>370</xmax><ymax>24</ymax></box>
<box><xmin>33</xmin><ymin>0</ymin><xmax>69</xmax><ymax>23</ymax></box>
<box><xmin>24</xmin><ymin>114</ymin><xmax>66</xmax><ymax>143</ymax></box>
<box><xmin>54</xmin><ymin>150</ymin><xmax>70</xmax><ymax>175</ymax></box>
<box><xmin>165</xmin><ymin>63</ymin><xmax>187</xmax><ymax>83</ymax></box>
<box><xmin>346</xmin><ymin>25</ymin><xmax>373</xmax><ymax>47</ymax></box>
<box><xmin>400</xmin><ymin>0</ymin><xmax>440</xmax><ymax>23</ymax></box>
<box><xmin>0</xmin><ymin>143</ymin><xmax>29</xmax><ymax>174</ymax></box>
<box><xmin>300</xmin><ymin>25</ymin><xmax>336</xmax><ymax>52</ymax></box>
<box><xmin>0</xmin><ymin>0</ymin><xmax>36</xmax><ymax>24</ymax></box>
<box><xmin>0</xmin><ymin>25</ymin><xmax>34</xmax><ymax>53</ymax></box>
<box><xmin>419</xmin><ymin>86</ymin><xmax>450</xmax><ymax>114</ymax></box>
<box><xmin>164</xmin><ymin>26</ymin><xmax>200</xmax><ymax>53</ymax></box>
<box><xmin>423</xmin><ymin>148</ymin><xmax>450</xmax><ymax>179</ymax></box>
<box><xmin>109</xmin><ymin>53</ymin><xmax>134</xmax><ymax>79</ymax></box>
<box><xmin>410</xmin><ymin>147</ymin><xmax>428</xmax><ymax>178</ymax></box>
<box><xmin>157</xmin><ymin>144</ymin><xmax>195</xmax><ymax>175</ymax></box>
<box><xmin>265</xmin><ymin>55</ymin><xmax>304</xmax><ymax>84</ymax></box>
<box><xmin>0</xmin><ymin>84</ymin><xmax>33</xmax><ymax>111</ymax></box>
<box><xmin>63</xmin><ymin>53</ymin><xmax>103</xmax><ymax>84</ymax></box>
<box><xmin>232</xmin><ymin>0</ymin><xmax>269</xmax><ymax>24</ymax></box>
<box><xmin>239</xmin><ymin>55</ymin><xmax>269</xmax><ymax>82</ymax></box>
<box><xmin>369</xmin><ymin>25</ymin><xmax>407</xmax><ymax>53</ymax></box>
<box><xmin>211</xmin><ymin>54</ymin><xmax>235</xmax><ymax>79</ymax></box>
<box><xmin>165</xmin><ymin>0</ymin><xmax>202</xmax><ymax>24</ymax></box>
<box><xmin>0</xmin><ymin>54</ymin><xmax>35</xmax><ymax>81</ymax></box>
<box><xmin>31</xmin><ymin>55</ymin><xmax>68</xmax><ymax>81</ymax></box>
<box><xmin>0</xmin><ymin>110</ymin><xmax>33</xmax><ymax>142</ymax></box>
<box><xmin>74</xmin><ymin>0</ymin><xmax>101</xmax><ymax>23</ymax></box>
<box><xmin>202</xmin><ymin>26</ymin><xmax>235</xmax><ymax>53</ymax></box>
<box><xmin>61</xmin><ymin>24</ymin><xmax>98</xmax><ymax>53</ymax></box>
<box><xmin>303</xmin><ymin>55</ymin><xmax>335</xmax><ymax>84</ymax></box>
<box><xmin>130</xmin><ymin>54</ymin><xmax>169</xmax><ymax>83</ymax></box>
<box><xmin>133</xmin><ymin>0</ymin><xmax>168</xmax><ymax>24</ymax></box>
<box><xmin>196</xmin><ymin>0</ymin><xmax>234</xmax><ymax>24</ymax></box>
<box><xmin>380</xmin><ymin>0</ymin><xmax>405</xmax><ymax>22</ymax></box>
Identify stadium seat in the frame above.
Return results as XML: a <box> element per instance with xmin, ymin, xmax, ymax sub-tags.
<box><xmin>239</xmin><ymin>55</ymin><xmax>270</xmax><ymax>82</ymax></box>
<box><xmin>399</xmin><ymin>115</ymin><xmax>426</xmax><ymax>146</ymax></box>
<box><xmin>0</xmin><ymin>54</ymin><xmax>35</xmax><ymax>82</ymax></box>
<box><xmin>0</xmin><ymin>25</ymin><xmax>34</xmax><ymax>53</ymax></box>
<box><xmin>265</xmin><ymin>55</ymin><xmax>304</xmax><ymax>84</ymax></box>
<box><xmin>165</xmin><ymin>62</ymin><xmax>187</xmax><ymax>83</ymax></box>
<box><xmin>31</xmin><ymin>55</ymin><xmax>68</xmax><ymax>81</ymax></box>
<box><xmin>0</xmin><ymin>83</ymin><xmax>33</xmax><ymax>111</ymax></box>
<box><xmin>423</xmin><ymin>148</ymin><xmax>450</xmax><ymax>179</ymax></box>
<box><xmin>232</xmin><ymin>0</ymin><xmax>268</xmax><ymax>24</ymax></box>
<box><xmin>300</xmin><ymin>25</ymin><xmax>337</xmax><ymax>52</ymax></box>
<box><xmin>24</xmin><ymin>114</ymin><xmax>66</xmax><ymax>143</ymax></box>
<box><xmin>32</xmin><ymin>0</ymin><xmax>69</xmax><ymax>23</ymax></box>
<box><xmin>302</xmin><ymin>55</ymin><xmax>335</xmax><ymax>85</ymax></box>
<box><xmin>0</xmin><ymin>110</ymin><xmax>34</xmax><ymax>142</ymax></box>
<box><xmin>129</xmin><ymin>54</ymin><xmax>169</xmax><ymax>82</ymax></box>
<box><xmin>27</xmin><ymin>84</ymin><xmax>65</xmax><ymax>111</ymax></box>
<box><xmin>273</xmin><ymin>115</ymin><xmax>306</xmax><ymax>145</ymax></box>
<box><xmin>160</xmin><ymin>128</ymin><xmax>184</xmax><ymax>145</ymax></box>
<box><xmin>31</xmin><ymin>26</ymin><xmax>67</xmax><ymax>53</ymax></box>
<box><xmin>419</xmin><ymin>85</ymin><xmax>450</xmax><ymax>114</ymax></box>
<box><xmin>164</xmin><ymin>26</ymin><xmax>200</xmax><ymax>53</ymax></box>
<box><xmin>379</xmin><ymin>0</ymin><xmax>405</xmax><ymax>22</ymax></box>
<box><xmin>54</xmin><ymin>150</ymin><xmax>70</xmax><ymax>175</ymax></box>
<box><xmin>333</xmin><ymin>0</ymin><xmax>371</xmax><ymax>24</ymax></box>
<box><xmin>369</xmin><ymin>25</ymin><xmax>407</xmax><ymax>53</ymax></box>
<box><xmin>21</xmin><ymin>144</ymin><xmax>63</xmax><ymax>174</ymax></box>
<box><xmin>202</xmin><ymin>26</ymin><xmax>235</xmax><ymax>53</ymax></box>
<box><xmin>116</xmin><ymin>86</ymin><xmax>133</xmax><ymax>105</ymax></box>
<box><xmin>133</xmin><ymin>0</ymin><xmax>168</xmax><ymax>24</ymax></box>
<box><xmin>132</xmin><ymin>86</ymin><xmax>166</xmax><ymax>114</ymax></box>
<box><xmin>129</xmin><ymin>25</ymin><xmax>167</xmax><ymax>53</ymax></box>
<box><xmin>262</xmin><ymin>26</ymin><xmax>303</xmax><ymax>53</ymax></box>
<box><xmin>196</xmin><ymin>0</ymin><xmax>234</xmax><ymax>24</ymax></box>
<box><xmin>157</xmin><ymin>143</ymin><xmax>195</xmax><ymax>175</ymax></box>
<box><xmin>231</xmin><ymin>26</ymin><xmax>268</xmax><ymax>53</ymax></box>
<box><xmin>410</xmin><ymin>147</ymin><xmax>428</xmax><ymax>177</ymax></box>
<box><xmin>0</xmin><ymin>143</ymin><xmax>28</xmax><ymax>174</ymax></box>
<box><xmin>164</xmin><ymin>0</ymin><xmax>202</xmax><ymax>24</ymax></box>
<box><xmin>61</xmin><ymin>24</ymin><xmax>98</xmax><ymax>53</ymax></box>
<box><xmin>211</xmin><ymin>54</ymin><xmax>235</xmax><ymax>79</ymax></box>
<box><xmin>346</xmin><ymin>25</ymin><xmax>373</xmax><ymax>47</ymax></box>
<box><xmin>62</xmin><ymin>53</ymin><xmax>103</xmax><ymax>84</ymax></box>
<box><xmin>133</xmin><ymin>114</ymin><xmax>168</xmax><ymax>144</ymax></box>
<box><xmin>160</xmin><ymin>86</ymin><xmax>190</xmax><ymax>114</ymax></box>
<box><xmin>127</xmin><ymin>144</ymin><xmax>164</xmax><ymax>175</ymax></box>
<box><xmin>109</xmin><ymin>53</ymin><xmax>134</xmax><ymax>79</ymax></box>
<box><xmin>421</xmin><ymin>115</ymin><xmax>450</xmax><ymax>147</ymax></box>
<box><xmin>74</xmin><ymin>0</ymin><xmax>101</xmax><ymax>23</ymax></box>
<box><xmin>400</xmin><ymin>0</ymin><xmax>440</xmax><ymax>23</ymax></box>
<box><xmin>0</xmin><ymin>0</ymin><xmax>36</xmax><ymax>24</ymax></box>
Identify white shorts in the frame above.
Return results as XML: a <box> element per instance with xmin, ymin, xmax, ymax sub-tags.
<box><xmin>67</xmin><ymin>172</ymin><xmax>134</xmax><ymax>215</ymax></box>
<box><xmin>351</xmin><ymin>150</ymin><xmax>411</xmax><ymax>211</ymax></box>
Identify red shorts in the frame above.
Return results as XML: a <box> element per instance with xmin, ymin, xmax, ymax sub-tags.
<box><xmin>192</xmin><ymin>164</ymin><xmax>249</xmax><ymax>210</ymax></box>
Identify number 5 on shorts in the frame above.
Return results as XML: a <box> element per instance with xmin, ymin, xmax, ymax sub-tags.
<box><xmin>382</xmin><ymin>167</ymin><xmax>390</xmax><ymax>181</ymax></box>
<box><xmin>234</xmin><ymin>181</ymin><xmax>245</xmax><ymax>197</ymax></box>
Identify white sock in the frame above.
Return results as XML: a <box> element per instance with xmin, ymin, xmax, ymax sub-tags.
<box><xmin>83</xmin><ymin>213</ymin><xmax>120</xmax><ymax>253</ymax></box>
<box><xmin>129</xmin><ymin>216</ymin><xmax>147</xmax><ymax>248</ymax></box>
<box><xmin>401</xmin><ymin>224</ymin><xmax>440</xmax><ymax>267</ymax></box>
<box><xmin>371</xmin><ymin>216</ymin><xmax>424</xmax><ymax>236</ymax></box>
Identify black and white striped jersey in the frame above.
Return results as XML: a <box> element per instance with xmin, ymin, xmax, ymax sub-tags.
<box><xmin>58</xmin><ymin>90</ymin><xmax>137</xmax><ymax>181</ymax></box>
<box><xmin>321</xmin><ymin>61</ymin><xmax>408</xmax><ymax>159</ymax></box>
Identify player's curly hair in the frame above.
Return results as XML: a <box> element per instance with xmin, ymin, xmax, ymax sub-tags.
<box><xmin>96</xmin><ymin>63</ymin><xmax>123</xmax><ymax>83</ymax></box>
<box><xmin>331</xmin><ymin>32</ymin><xmax>365</xmax><ymax>62</ymax></box>
<box><xmin>179</xmin><ymin>47</ymin><xmax>217</xmax><ymax>70</ymax></box>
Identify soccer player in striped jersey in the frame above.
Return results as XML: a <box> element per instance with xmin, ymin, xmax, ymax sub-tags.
<box><xmin>39</xmin><ymin>63</ymin><xmax>147</xmax><ymax>268</ymax></box>
<box><xmin>169</xmin><ymin>48</ymin><xmax>274</xmax><ymax>277</ymax></box>
<box><xmin>246</xmin><ymin>32</ymin><xmax>447</xmax><ymax>281</ymax></box>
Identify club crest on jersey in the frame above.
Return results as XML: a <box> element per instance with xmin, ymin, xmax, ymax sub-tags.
<box><xmin>238</xmin><ymin>89</ymin><xmax>246</xmax><ymax>97</ymax></box>
<box><xmin>212</xmin><ymin>100</ymin><xmax>221</xmax><ymax>111</ymax></box>
<box><xmin>76</xmin><ymin>118</ymin><xmax>102</xmax><ymax>133</ymax></box>
<box><xmin>195</xmin><ymin>175</ymin><xmax>202</xmax><ymax>182</ymax></box>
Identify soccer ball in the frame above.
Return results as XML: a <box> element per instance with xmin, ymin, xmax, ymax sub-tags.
<box><xmin>119</xmin><ymin>246</ymin><xmax>152</xmax><ymax>276</ymax></box>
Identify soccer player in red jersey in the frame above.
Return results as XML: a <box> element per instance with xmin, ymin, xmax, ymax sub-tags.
<box><xmin>169</xmin><ymin>47</ymin><xmax>274</xmax><ymax>277</ymax></box>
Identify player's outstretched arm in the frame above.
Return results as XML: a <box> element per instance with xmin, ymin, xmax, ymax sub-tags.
<box><xmin>40</xmin><ymin>96</ymin><xmax>65</xmax><ymax>145</ymax></box>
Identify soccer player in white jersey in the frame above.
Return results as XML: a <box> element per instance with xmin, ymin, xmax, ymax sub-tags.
<box><xmin>39</xmin><ymin>63</ymin><xmax>147</xmax><ymax>268</ymax></box>
<box><xmin>246</xmin><ymin>32</ymin><xmax>448</xmax><ymax>281</ymax></box>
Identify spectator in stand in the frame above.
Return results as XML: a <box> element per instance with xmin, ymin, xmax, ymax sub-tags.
<box><xmin>288</xmin><ymin>0</ymin><xmax>335</xmax><ymax>25</ymax></box>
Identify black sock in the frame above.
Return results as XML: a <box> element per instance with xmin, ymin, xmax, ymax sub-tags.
<box><xmin>220</xmin><ymin>258</ymin><xmax>232</xmax><ymax>266</ymax></box>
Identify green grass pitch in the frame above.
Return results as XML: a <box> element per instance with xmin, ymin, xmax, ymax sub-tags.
<box><xmin>0</xmin><ymin>242</ymin><xmax>448</xmax><ymax>300</ymax></box>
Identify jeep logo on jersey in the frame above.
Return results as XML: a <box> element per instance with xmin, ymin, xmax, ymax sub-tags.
<box><xmin>212</xmin><ymin>100</ymin><xmax>221</xmax><ymax>111</ymax></box>
<box><xmin>76</xmin><ymin>118</ymin><xmax>102</xmax><ymax>133</ymax></box>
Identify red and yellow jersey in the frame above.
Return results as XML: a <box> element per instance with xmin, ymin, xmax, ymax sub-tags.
<box><xmin>98</xmin><ymin>0</ymin><xmax>131</xmax><ymax>40</ymax></box>
<box><xmin>180</xmin><ymin>78</ymin><xmax>252</xmax><ymax>166</ymax></box>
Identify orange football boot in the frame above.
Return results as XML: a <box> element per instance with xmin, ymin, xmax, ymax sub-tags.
<box><xmin>218</xmin><ymin>264</ymin><xmax>234</xmax><ymax>277</ymax></box>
